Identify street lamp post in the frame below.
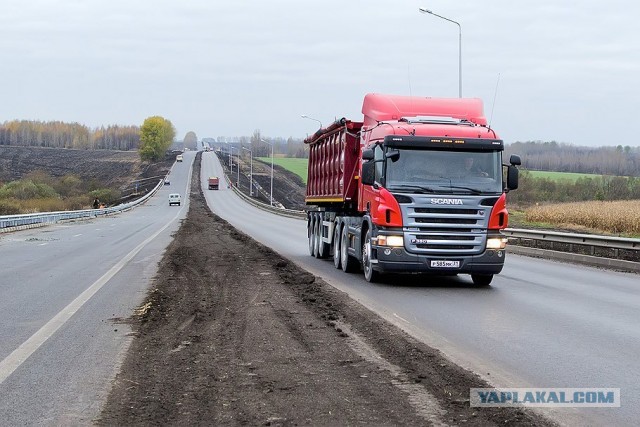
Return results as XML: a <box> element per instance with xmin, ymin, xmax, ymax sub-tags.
<box><xmin>229</xmin><ymin>145</ymin><xmax>238</xmax><ymax>185</ymax></box>
<box><xmin>301</xmin><ymin>114</ymin><xmax>323</xmax><ymax>129</ymax></box>
<box><xmin>236</xmin><ymin>149</ymin><xmax>240</xmax><ymax>188</ymax></box>
<box><xmin>419</xmin><ymin>7</ymin><xmax>462</xmax><ymax>98</ymax></box>
<box><xmin>227</xmin><ymin>144</ymin><xmax>234</xmax><ymax>173</ymax></box>
<box><xmin>260</xmin><ymin>139</ymin><xmax>274</xmax><ymax>206</ymax></box>
<box><xmin>242</xmin><ymin>147</ymin><xmax>253</xmax><ymax>196</ymax></box>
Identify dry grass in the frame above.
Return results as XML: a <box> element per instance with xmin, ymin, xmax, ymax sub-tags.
<box><xmin>525</xmin><ymin>200</ymin><xmax>640</xmax><ymax>235</ymax></box>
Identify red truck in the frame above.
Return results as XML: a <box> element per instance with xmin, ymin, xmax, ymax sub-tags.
<box><xmin>305</xmin><ymin>93</ymin><xmax>520</xmax><ymax>285</ymax></box>
<box><xmin>208</xmin><ymin>176</ymin><xmax>219</xmax><ymax>190</ymax></box>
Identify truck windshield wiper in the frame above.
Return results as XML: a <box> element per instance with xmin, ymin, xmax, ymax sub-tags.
<box><xmin>388</xmin><ymin>185</ymin><xmax>437</xmax><ymax>194</ymax></box>
<box><xmin>445</xmin><ymin>185</ymin><xmax>483</xmax><ymax>195</ymax></box>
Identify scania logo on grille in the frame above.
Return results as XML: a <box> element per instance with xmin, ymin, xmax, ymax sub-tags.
<box><xmin>430</xmin><ymin>198</ymin><xmax>464</xmax><ymax>205</ymax></box>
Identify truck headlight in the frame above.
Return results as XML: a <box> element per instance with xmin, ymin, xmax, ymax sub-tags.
<box><xmin>377</xmin><ymin>235</ymin><xmax>404</xmax><ymax>247</ymax></box>
<box><xmin>486</xmin><ymin>237</ymin><xmax>508</xmax><ymax>249</ymax></box>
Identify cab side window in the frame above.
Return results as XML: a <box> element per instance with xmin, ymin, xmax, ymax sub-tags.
<box><xmin>374</xmin><ymin>145</ymin><xmax>384</xmax><ymax>184</ymax></box>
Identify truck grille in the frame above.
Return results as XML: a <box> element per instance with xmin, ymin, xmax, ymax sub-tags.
<box><xmin>414</xmin><ymin>208</ymin><xmax>478</xmax><ymax>215</ymax></box>
<box><xmin>415</xmin><ymin>218</ymin><xmax>478</xmax><ymax>224</ymax></box>
<box><xmin>400</xmin><ymin>195</ymin><xmax>491</xmax><ymax>255</ymax></box>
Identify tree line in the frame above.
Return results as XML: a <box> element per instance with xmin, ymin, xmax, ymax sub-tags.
<box><xmin>0</xmin><ymin>120</ymin><xmax>140</xmax><ymax>151</ymax></box>
<box><xmin>6</xmin><ymin>122</ymin><xmax>639</xmax><ymax>177</ymax></box>
<box><xmin>0</xmin><ymin>118</ymin><xmax>176</xmax><ymax>162</ymax></box>
<box><xmin>214</xmin><ymin>130</ymin><xmax>308</xmax><ymax>159</ymax></box>
<box><xmin>505</xmin><ymin>141</ymin><xmax>640</xmax><ymax>177</ymax></box>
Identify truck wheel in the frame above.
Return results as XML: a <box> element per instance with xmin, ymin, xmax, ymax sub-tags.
<box><xmin>471</xmin><ymin>274</ymin><xmax>493</xmax><ymax>286</ymax></box>
<box><xmin>333</xmin><ymin>223</ymin><xmax>342</xmax><ymax>269</ymax></box>
<box><xmin>313</xmin><ymin>219</ymin><xmax>320</xmax><ymax>258</ymax></box>
<box><xmin>362</xmin><ymin>229</ymin><xmax>379</xmax><ymax>283</ymax></box>
<box><xmin>340</xmin><ymin>225</ymin><xmax>358</xmax><ymax>273</ymax></box>
<box><xmin>308</xmin><ymin>217</ymin><xmax>316</xmax><ymax>256</ymax></box>
<box><xmin>317</xmin><ymin>219</ymin><xmax>329</xmax><ymax>259</ymax></box>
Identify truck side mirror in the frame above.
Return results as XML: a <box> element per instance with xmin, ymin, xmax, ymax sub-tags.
<box><xmin>510</xmin><ymin>154</ymin><xmax>521</xmax><ymax>166</ymax></box>
<box><xmin>506</xmin><ymin>165</ymin><xmax>519</xmax><ymax>190</ymax></box>
<box><xmin>362</xmin><ymin>148</ymin><xmax>374</xmax><ymax>161</ymax></box>
<box><xmin>361</xmin><ymin>161</ymin><xmax>375</xmax><ymax>186</ymax></box>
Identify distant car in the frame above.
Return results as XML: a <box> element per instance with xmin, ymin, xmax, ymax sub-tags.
<box><xmin>164</xmin><ymin>179</ymin><xmax>170</xmax><ymax>185</ymax></box>
<box><xmin>176</xmin><ymin>154</ymin><xmax>183</xmax><ymax>162</ymax></box>
<box><xmin>168</xmin><ymin>193</ymin><xmax>181</xmax><ymax>206</ymax></box>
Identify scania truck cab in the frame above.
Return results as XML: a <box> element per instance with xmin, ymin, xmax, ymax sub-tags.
<box><xmin>359</xmin><ymin>132</ymin><xmax>520</xmax><ymax>285</ymax></box>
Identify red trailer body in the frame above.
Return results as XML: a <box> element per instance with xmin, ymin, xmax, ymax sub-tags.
<box><xmin>304</xmin><ymin>93</ymin><xmax>520</xmax><ymax>285</ymax></box>
<box><xmin>208</xmin><ymin>176</ymin><xmax>219</xmax><ymax>190</ymax></box>
<box><xmin>305</xmin><ymin>119</ymin><xmax>362</xmax><ymax>205</ymax></box>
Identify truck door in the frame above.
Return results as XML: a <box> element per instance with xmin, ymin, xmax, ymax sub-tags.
<box><xmin>359</xmin><ymin>144</ymin><xmax>384</xmax><ymax>215</ymax></box>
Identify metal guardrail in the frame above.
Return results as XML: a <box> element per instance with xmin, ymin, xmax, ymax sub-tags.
<box><xmin>223</xmin><ymin>174</ymin><xmax>306</xmax><ymax>220</ymax></box>
<box><xmin>503</xmin><ymin>228</ymin><xmax>640</xmax><ymax>252</ymax></box>
<box><xmin>0</xmin><ymin>179</ymin><xmax>164</xmax><ymax>233</ymax></box>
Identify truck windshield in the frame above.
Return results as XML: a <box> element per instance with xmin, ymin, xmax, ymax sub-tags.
<box><xmin>385</xmin><ymin>149</ymin><xmax>503</xmax><ymax>194</ymax></box>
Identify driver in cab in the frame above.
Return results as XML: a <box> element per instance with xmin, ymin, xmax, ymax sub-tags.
<box><xmin>462</xmin><ymin>157</ymin><xmax>488</xmax><ymax>177</ymax></box>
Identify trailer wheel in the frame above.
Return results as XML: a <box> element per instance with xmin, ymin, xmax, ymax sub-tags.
<box><xmin>333</xmin><ymin>222</ymin><xmax>342</xmax><ymax>269</ymax></box>
<box><xmin>471</xmin><ymin>274</ymin><xmax>493</xmax><ymax>286</ymax></box>
<box><xmin>340</xmin><ymin>224</ymin><xmax>358</xmax><ymax>273</ymax></box>
<box><xmin>362</xmin><ymin>229</ymin><xmax>379</xmax><ymax>283</ymax></box>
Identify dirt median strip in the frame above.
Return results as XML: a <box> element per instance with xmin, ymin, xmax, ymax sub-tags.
<box><xmin>97</xmin><ymin>153</ymin><xmax>555</xmax><ymax>426</ymax></box>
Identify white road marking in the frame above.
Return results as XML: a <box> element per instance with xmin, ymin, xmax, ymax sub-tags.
<box><xmin>73</xmin><ymin>234</ymin><xmax>82</xmax><ymax>237</ymax></box>
<box><xmin>0</xmin><ymin>208</ymin><xmax>182</xmax><ymax>385</ymax></box>
<box><xmin>393</xmin><ymin>313</ymin><xmax>410</xmax><ymax>324</ymax></box>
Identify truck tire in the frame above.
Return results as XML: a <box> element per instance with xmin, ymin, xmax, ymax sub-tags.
<box><xmin>340</xmin><ymin>224</ymin><xmax>358</xmax><ymax>273</ymax></box>
<box><xmin>471</xmin><ymin>274</ymin><xmax>493</xmax><ymax>286</ymax></box>
<box><xmin>308</xmin><ymin>217</ymin><xmax>316</xmax><ymax>256</ymax></box>
<box><xmin>317</xmin><ymin>219</ymin><xmax>329</xmax><ymax>259</ymax></box>
<box><xmin>362</xmin><ymin>229</ymin><xmax>379</xmax><ymax>283</ymax></box>
<box><xmin>313</xmin><ymin>219</ymin><xmax>320</xmax><ymax>258</ymax></box>
<box><xmin>333</xmin><ymin>222</ymin><xmax>342</xmax><ymax>269</ymax></box>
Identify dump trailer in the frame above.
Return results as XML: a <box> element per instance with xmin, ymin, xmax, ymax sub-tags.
<box><xmin>305</xmin><ymin>93</ymin><xmax>520</xmax><ymax>285</ymax></box>
<box><xmin>208</xmin><ymin>176</ymin><xmax>219</xmax><ymax>190</ymax></box>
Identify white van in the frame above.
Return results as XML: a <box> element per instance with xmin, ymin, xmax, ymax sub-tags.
<box><xmin>176</xmin><ymin>154</ymin><xmax>183</xmax><ymax>162</ymax></box>
<box><xmin>168</xmin><ymin>193</ymin><xmax>181</xmax><ymax>206</ymax></box>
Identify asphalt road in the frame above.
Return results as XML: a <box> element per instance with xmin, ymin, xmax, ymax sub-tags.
<box><xmin>201</xmin><ymin>151</ymin><xmax>638</xmax><ymax>426</ymax></box>
<box><xmin>0</xmin><ymin>152</ymin><xmax>195</xmax><ymax>425</ymax></box>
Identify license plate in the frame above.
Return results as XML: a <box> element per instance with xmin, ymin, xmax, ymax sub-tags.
<box><xmin>430</xmin><ymin>260</ymin><xmax>460</xmax><ymax>268</ymax></box>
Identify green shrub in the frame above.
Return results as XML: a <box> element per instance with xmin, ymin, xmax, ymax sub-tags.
<box><xmin>0</xmin><ymin>179</ymin><xmax>59</xmax><ymax>200</ymax></box>
<box><xmin>55</xmin><ymin>174</ymin><xmax>84</xmax><ymax>197</ymax></box>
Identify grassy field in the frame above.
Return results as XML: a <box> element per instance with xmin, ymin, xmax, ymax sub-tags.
<box><xmin>256</xmin><ymin>157</ymin><xmax>308</xmax><ymax>183</ymax></box>
<box><xmin>525</xmin><ymin>170</ymin><xmax>604</xmax><ymax>181</ymax></box>
<box><xmin>525</xmin><ymin>200</ymin><xmax>640</xmax><ymax>236</ymax></box>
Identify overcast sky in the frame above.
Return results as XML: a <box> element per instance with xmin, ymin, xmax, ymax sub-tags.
<box><xmin>2</xmin><ymin>1</ymin><xmax>639</xmax><ymax>146</ymax></box>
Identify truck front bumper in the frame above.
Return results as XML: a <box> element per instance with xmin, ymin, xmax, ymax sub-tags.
<box><xmin>372</xmin><ymin>245</ymin><xmax>505</xmax><ymax>275</ymax></box>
